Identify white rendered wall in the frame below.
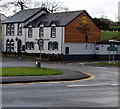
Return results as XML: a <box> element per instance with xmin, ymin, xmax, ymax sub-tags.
<box><xmin>26</xmin><ymin>27</ymin><xmax>64</xmax><ymax>54</ymax></box>
<box><xmin>3</xmin><ymin>23</ymin><xmax>26</xmax><ymax>53</ymax></box>
<box><xmin>63</xmin><ymin>43</ymin><xmax>96</xmax><ymax>55</ymax></box>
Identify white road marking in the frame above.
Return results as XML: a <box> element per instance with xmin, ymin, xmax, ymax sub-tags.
<box><xmin>96</xmin><ymin>67</ymin><xmax>108</xmax><ymax>69</ymax></box>
<box><xmin>67</xmin><ymin>84</ymin><xmax>119</xmax><ymax>87</ymax></box>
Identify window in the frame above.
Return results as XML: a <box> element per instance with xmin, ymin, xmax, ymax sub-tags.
<box><xmin>10</xmin><ymin>39</ymin><xmax>14</xmax><ymax>52</ymax></box>
<box><xmin>39</xmin><ymin>27</ymin><xmax>44</xmax><ymax>38</ymax></box>
<box><xmin>30</xmin><ymin>42</ymin><xmax>34</xmax><ymax>50</ymax></box>
<box><xmin>6</xmin><ymin>24</ymin><xmax>15</xmax><ymax>36</ymax></box>
<box><xmin>26</xmin><ymin>41</ymin><xmax>34</xmax><ymax>50</ymax></box>
<box><xmin>48</xmin><ymin>41</ymin><xmax>53</xmax><ymax>50</ymax></box>
<box><xmin>6</xmin><ymin>39</ymin><xmax>10</xmax><ymax>52</ymax></box>
<box><xmin>48</xmin><ymin>41</ymin><xmax>58</xmax><ymax>50</ymax></box>
<box><xmin>6</xmin><ymin>24</ymin><xmax>11</xmax><ymax>35</ymax></box>
<box><xmin>51</xmin><ymin>27</ymin><xmax>56</xmax><ymax>38</ymax></box>
<box><xmin>26</xmin><ymin>42</ymin><xmax>30</xmax><ymax>50</ymax></box>
<box><xmin>53</xmin><ymin>42</ymin><xmax>58</xmax><ymax>50</ymax></box>
<box><xmin>28</xmin><ymin>27</ymin><xmax>32</xmax><ymax>38</ymax></box>
<box><xmin>11</xmin><ymin>24</ymin><xmax>14</xmax><ymax>35</ymax></box>
<box><xmin>18</xmin><ymin>23</ymin><xmax>22</xmax><ymax>35</ymax></box>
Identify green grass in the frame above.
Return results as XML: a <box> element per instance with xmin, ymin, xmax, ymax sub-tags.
<box><xmin>0</xmin><ymin>67</ymin><xmax>64</xmax><ymax>77</ymax></box>
<box><xmin>109</xmin><ymin>26</ymin><xmax>120</xmax><ymax>29</ymax></box>
<box><xmin>93</xmin><ymin>62</ymin><xmax>120</xmax><ymax>66</ymax></box>
<box><xmin>101</xmin><ymin>31</ymin><xmax>120</xmax><ymax>41</ymax></box>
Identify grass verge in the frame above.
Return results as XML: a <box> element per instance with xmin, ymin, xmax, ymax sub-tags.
<box><xmin>101</xmin><ymin>31</ymin><xmax>120</xmax><ymax>41</ymax></box>
<box><xmin>0</xmin><ymin>67</ymin><xmax>64</xmax><ymax>77</ymax></box>
<box><xmin>93</xmin><ymin>62</ymin><xmax>120</xmax><ymax>66</ymax></box>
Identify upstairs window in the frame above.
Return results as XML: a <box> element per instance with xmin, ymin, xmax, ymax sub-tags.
<box><xmin>6</xmin><ymin>24</ymin><xmax>11</xmax><ymax>36</ymax></box>
<box><xmin>6</xmin><ymin>24</ymin><xmax>15</xmax><ymax>36</ymax></box>
<box><xmin>51</xmin><ymin>27</ymin><xmax>56</xmax><ymax>38</ymax></box>
<box><xmin>11</xmin><ymin>24</ymin><xmax>15</xmax><ymax>35</ymax></box>
<box><xmin>28</xmin><ymin>27</ymin><xmax>32</xmax><ymax>38</ymax></box>
<box><xmin>39</xmin><ymin>27</ymin><xmax>44</xmax><ymax>38</ymax></box>
<box><xmin>18</xmin><ymin>23</ymin><xmax>22</xmax><ymax>36</ymax></box>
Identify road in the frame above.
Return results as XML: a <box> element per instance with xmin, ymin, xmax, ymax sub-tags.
<box><xmin>1</xmin><ymin>57</ymin><xmax>119</xmax><ymax>107</ymax></box>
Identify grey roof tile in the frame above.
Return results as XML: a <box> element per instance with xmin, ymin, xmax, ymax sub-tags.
<box><xmin>2</xmin><ymin>8</ymin><xmax>44</xmax><ymax>23</ymax></box>
<box><xmin>35</xmin><ymin>10</ymin><xmax>84</xmax><ymax>26</ymax></box>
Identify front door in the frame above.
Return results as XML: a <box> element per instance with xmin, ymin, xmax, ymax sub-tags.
<box><xmin>17</xmin><ymin>39</ymin><xmax>22</xmax><ymax>54</ymax></box>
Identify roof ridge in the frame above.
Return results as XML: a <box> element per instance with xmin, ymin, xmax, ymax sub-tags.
<box><xmin>51</xmin><ymin>10</ymin><xmax>85</xmax><ymax>14</ymax></box>
<box><xmin>22</xmin><ymin>7</ymin><xmax>43</xmax><ymax>11</ymax></box>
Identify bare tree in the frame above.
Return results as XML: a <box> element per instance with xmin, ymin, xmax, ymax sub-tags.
<box><xmin>33</xmin><ymin>0</ymin><xmax>69</xmax><ymax>13</ymax></box>
<box><xmin>0</xmin><ymin>0</ymin><xmax>69</xmax><ymax>16</ymax></box>
<box><xmin>6</xmin><ymin>0</ymin><xmax>29</xmax><ymax>10</ymax></box>
<box><xmin>0</xmin><ymin>0</ymin><xmax>32</xmax><ymax>16</ymax></box>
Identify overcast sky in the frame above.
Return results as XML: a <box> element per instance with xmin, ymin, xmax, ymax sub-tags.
<box><xmin>60</xmin><ymin>0</ymin><xmax>119</xmax><ymax>21</ymax></box>
<box><xmin>1</xmin><ymin>0</ymin><xmax>119</xmax><ymax>21</ymax></box>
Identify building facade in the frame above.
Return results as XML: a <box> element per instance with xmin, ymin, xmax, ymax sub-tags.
<box><xmin>2</xmin><ymin>8</ymin><xmax>120</xmax><ymax>60</ymax></box>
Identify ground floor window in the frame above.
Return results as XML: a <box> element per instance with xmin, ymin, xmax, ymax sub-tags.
<box><xmin>6</xmin><ymin>39</ymin><xmax>14</xmax><ymax>52</ymax></box>
<box><xmin>26</xmin><ymin>41</ymin><xmax>34</xmax><ymax>50</ymax></box>
<box><xmin>48</xmin><ymin>41</ymin><xmax>58</xmax><ymax>50</ymax></box>
<box><xmin>53</xmin><ymin>41</ymin><xmax>58</xmax><ymax>50</ymax></box>
<box><xmin>6</xmin><ymin>39</ymin><xmax>10</xmax><ymax>52</ymax></box>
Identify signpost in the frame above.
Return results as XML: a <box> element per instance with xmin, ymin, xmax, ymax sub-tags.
<box><xmin>37</xmin><ymin>39</ymin><xmax>44</xmax><ymax>67</ymax></box>
<box><xmin>107</xmin><ymin>44</ymin><xmax>117</xmax><ymax>63</ymax></box>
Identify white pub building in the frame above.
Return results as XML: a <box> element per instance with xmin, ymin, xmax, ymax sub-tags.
<box><xmin>2</xmin><ymin>8</ymin><xmax>120</xmax><ymax>60</ymax></box>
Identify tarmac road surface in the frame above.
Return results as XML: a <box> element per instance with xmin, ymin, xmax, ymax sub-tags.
<box><xmin>1</xmin><ymin>57</ymin><xmax>119</xmax><ymax>108</ymax></box>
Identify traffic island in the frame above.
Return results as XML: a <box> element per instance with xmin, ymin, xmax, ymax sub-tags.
<box><xmin>0</xmin><ymin>68</ymin><xmax>91</xmax><ymax>84</ymax></box>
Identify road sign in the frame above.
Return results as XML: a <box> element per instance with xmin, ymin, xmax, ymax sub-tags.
<box><xmin>107</xmin><ymin>44</ymin><xmax>117</xmax><ymax>51</ymax></box>
<box><xmin>38</xmin><ymin>39</ymin><xmax>44</xmax><ymax>46</ymax></box>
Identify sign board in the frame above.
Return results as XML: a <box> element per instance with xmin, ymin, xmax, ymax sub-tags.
<box><xmin>38</xmin><ymin>39</ymin><xmax>44</xmax><ymax>46</ymax></box>
<box><xmin>107</xmin><ymin>44</ymin><xmax>117</xmax><ymax>51</ymax></box>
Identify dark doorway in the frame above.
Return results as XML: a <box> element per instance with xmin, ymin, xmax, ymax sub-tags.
<box><xmin>17</xmin><ymin>39</ymin><xmax>22</xmax><ymax>54</ymax></box>
<box><xmin>65</xmin><ymin>47</ymin><xmax>69</xmax><ymax>54</ymax></box>
<box><xmin>85</xmin><ymin>35</ymin><xmax>88</xmax><ymax>42</ymax></box>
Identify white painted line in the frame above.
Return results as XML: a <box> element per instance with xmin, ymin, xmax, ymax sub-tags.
<box><xmin>96</xmin><ymin>67</ymin><xmax>108</xmax><ymax>69</ymax></box>
<box><xmin>67</xmin><ymin>84</ymin><xmax>119</xmax><ymax>87</ymax></box>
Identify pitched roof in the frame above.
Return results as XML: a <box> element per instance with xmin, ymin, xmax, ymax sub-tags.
<box><xmin>2</xmin><ymin>8</ymin><xmax>47</xmax><ymax>23</ymax></box>
<box><xmin>33</xmin><ymin>10</ymin><xmax>84</xmax><ymax>27</ymax></box>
